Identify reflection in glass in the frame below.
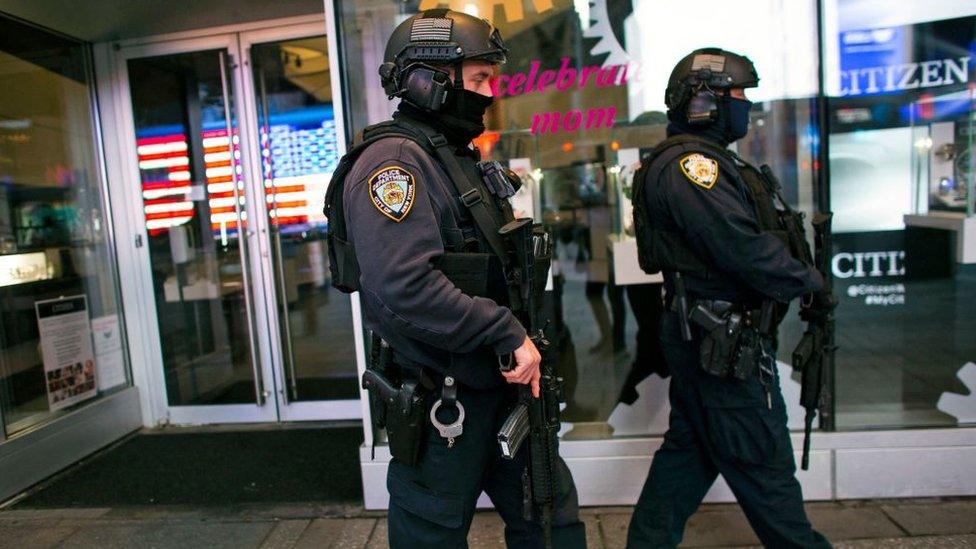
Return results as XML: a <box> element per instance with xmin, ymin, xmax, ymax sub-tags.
<box><xmin>128</xmin><ymin>50</ymin><xmax>259</xmax><ymax>405</ymax></box>
<box><xmin>0</xmin><ymin>15</ymin><xmax>130</xmax><ymax>435</ymax></box>
<box><xmin>541</xmin><ymin>162</ymin><xmax>633</xmax><ymax>429</ymax></box>
<box><xmin>251</xmin><ymin>36</ymin><xmax>358</xmax><ymax>401</ymax></box>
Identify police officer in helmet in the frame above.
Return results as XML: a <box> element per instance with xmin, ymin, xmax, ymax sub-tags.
<box><xmin>626</xmin><ymin>48</ymin><xmax>834</xmax><ymax>547</ymax></box>
<box><xmin>332</xmin><ymin>9</ymin><xmax>586</xmax><ymax>548</ymax></box>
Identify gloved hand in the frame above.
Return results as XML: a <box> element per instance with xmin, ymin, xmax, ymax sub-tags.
<box><xmin>800</xmin><ymin>289</ymin><xmax>836</xmax><ymax>322</ymax></box>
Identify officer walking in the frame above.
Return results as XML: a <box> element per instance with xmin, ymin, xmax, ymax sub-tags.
<box><xmin>327</xmin><ymin>9</ymin><xmax>586</xmax><ymax>548</ymax></box>
<box><xmin>627</xmin><ymin>48</ymin><xmax>834</xmax><ymax>548</ymax></box>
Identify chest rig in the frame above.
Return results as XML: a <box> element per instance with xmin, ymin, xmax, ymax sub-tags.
<box><xmin>323</xmin><ymin>117</ymin><xmax>517</xmax><ymax>305</ymax></box>
<box><xmin>632</xmin><ymin>134</ymin><xmax>813</xmax><ymax>280</ymax></box>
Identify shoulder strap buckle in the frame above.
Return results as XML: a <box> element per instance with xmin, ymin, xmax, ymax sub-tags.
<box><xmin>460</xmin><ymin>188</ymin><xmax>482</xmax><ymax>207</ymax></box>
<box><xmin>428</xmin><ymin>133</ymin><xmax>449</xmax><ymax>148</ymax></box>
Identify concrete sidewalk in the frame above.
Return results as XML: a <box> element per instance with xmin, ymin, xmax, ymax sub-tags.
<box><xmin>0</xmin><ymin>499</ymin><xmax>974</xmax><ymax>548</ymax></box>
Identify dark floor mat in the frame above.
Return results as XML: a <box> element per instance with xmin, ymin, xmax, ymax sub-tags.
<box><xmin>14</xmin><ymin>427</ymin><xmax>363</xmax><ymax>508</ymax></box>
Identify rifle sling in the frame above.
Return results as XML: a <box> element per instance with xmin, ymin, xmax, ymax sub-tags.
<box><xmin>409</xmin><ymin>123</ymin><xmax>511</xmax><ymax>270</ymax></box>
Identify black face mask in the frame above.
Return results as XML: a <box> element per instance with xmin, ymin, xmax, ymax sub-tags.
<box><xmin>437</xmin><ymin>88</ymin><xmax>493</xmax><ymax>144</ymax></box>
<box><xmin>726</xmin><ymin>97</ymin><xmax>752</xmax><ymax>142</ymax></box>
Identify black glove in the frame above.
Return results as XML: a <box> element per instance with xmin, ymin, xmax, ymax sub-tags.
<box><xmin>800</xmin><ymin>289</ymin><xmax>836</xmax><ymax>322</ymax></box>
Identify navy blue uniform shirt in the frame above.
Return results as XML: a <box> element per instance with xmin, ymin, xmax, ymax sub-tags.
<box><xmin>642</xmin><ymin>134</ymin><xmax>823</xmax><ymax>304</ymax></box>
<box><xmin>343</xmin><ymin>133</ymin><xmax>526</xmax><ymax>389</ymax></box>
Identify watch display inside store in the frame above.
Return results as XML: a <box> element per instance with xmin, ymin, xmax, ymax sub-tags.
<box><xmin>910</xmin><ymin>92</ymin><xmax>975</xmax><ymax>217</ymax></box>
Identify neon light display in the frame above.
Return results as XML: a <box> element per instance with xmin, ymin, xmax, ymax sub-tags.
<box><xmin>136</xmin><ymin>106</ymin><xmax>338</xmax><ymax>237</ymax></box>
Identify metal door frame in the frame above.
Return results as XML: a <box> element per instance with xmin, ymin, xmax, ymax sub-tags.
<box><xmin>237</xmin><ymin>20</ymin><xmax>362</xmax><ymax>421</ymax></box>
<box><xmin>100</xmin><ymin>12</ymin><xmax>364</xmax><ymax>426</ymax></box>
<box><xmin>110</xmin><ymin>33</ymin><xmax>279</xmax><ymax>425</ymax></box>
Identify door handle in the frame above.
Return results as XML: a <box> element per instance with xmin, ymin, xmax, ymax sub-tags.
<box><xmin>218</xmin><ymin>50</ymin><xmax>266</xmax><ymax>408</ymax></box>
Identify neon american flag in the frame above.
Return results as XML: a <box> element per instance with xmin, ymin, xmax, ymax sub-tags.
<box><xmin>136</xmin><ymin>128</ymin><xmax>314</xmax><ymax>237</ymax></box>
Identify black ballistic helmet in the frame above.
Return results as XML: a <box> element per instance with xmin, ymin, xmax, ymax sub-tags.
<box><xmin>379</xmin><ymin>9</ymin><xmax>507</xmax><ymax>111</ymax></box>
<box><xmin>665</xmin><ymin>47</ymin><xmax>759</xmax><ymax>123</ymax></box>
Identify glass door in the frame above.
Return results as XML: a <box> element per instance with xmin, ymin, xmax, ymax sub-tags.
<box><xmin>118</xmin><ymin>24</ymin><xmax>360</xmax><ymax>424</ymax></box>
<box><xmin>122</xmin><ymin>36</ymin><xmax>278</xmax><ymax>423</ymax></box>
<box><xmin>240</xmin><ymin>27</ymin><xmax>361</xmax><ymax>421</ymax></box>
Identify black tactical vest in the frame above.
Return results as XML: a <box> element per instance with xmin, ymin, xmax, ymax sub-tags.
<box><xmin>632</xmin><ymin>135</ymin><xmax>812</xmax><ymax>279</ymax></box>
<box><xmin>323</xmin><ymin>118</ymin><xmax>513</xmax><ymax>303</ymax></box>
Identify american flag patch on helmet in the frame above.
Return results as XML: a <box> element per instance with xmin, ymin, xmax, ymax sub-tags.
<box><xmin>411</xmin><ymin>18</ymin><xmax>453</xmax><ymax>42</ymax></box>
<box><xmin>691</xmin><ymin>54</ymin><xmax>726</xmax><ymax>72</ymax></box>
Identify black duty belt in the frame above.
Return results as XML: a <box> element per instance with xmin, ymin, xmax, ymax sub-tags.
<box><xmin>670</xmin><ymin>298</ymin><xmax>761</xmax><ymax>316</ymax></box>
<box><xmin>670</xmin><ymin>298</ymin><xmax>771</xmax><ymax>337</ymax></box>
<box><xmin>399</xmin><ymin>364</ymin><xmax>438</xmax><ymax>392</ymax></box>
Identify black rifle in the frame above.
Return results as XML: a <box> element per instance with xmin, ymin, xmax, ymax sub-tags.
<box><xmin>791</xmin><ymin>212</ymin><xmax>836</xmax><ymax>470</ymax></box>
<box><xmin>496</xmin><ymin>218</ymin><xmax>561</xmax><ymax>549</ymax></box>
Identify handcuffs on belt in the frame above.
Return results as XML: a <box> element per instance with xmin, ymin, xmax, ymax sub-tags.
<box><xmin>429</xmin><ymin>375</ymin><xmax>465</xmax><ymax>448</ymax></box>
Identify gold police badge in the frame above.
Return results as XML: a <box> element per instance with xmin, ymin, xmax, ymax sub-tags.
<box><xmin>369</xmin><ymin>165</ymin><xmax>416</xmax><ymax>222</ymax></box>
<box><xmin>678</xmin><ymin>153</ymin><xmax>719</xmax><ymax>190</ymax></box>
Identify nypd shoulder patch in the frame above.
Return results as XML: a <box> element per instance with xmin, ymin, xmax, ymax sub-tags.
<box><xmin>678</xmin><ymin>153</ymin><xmax>720</xmax><ymax>190</ymax></box>
<box><xmin>369</xmin><ymin>165</ymin><xmax>416</xmax><ymax>222</ymax></box>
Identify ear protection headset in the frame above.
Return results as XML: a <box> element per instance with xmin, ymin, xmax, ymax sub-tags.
<box><xmin>675</xmin><ymin>68</ymin><xmax>729</xmax><ymax>126</ymax></box>
<box><xmin>378</xmin><ymin>16</ymin><xmax>469</xmax><ymax>112</ymax></box>
<box><xmin>380</xmin><ymin>60</ymin><xmax>455</xmax><ymax>111</ymax></box>
<box><xmin>686</xmin><ymin>84</ymin><xmax>719</xmax><ymax>125</ymax></box>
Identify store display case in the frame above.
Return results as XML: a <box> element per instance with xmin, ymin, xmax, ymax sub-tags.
<box><xmin>905</xmin><ymin>91</ymin><xmax>976</xmax><ymax>265</ymax></box>
<box><xmin>910</xmin><ymin>91</ymin><xmax>975</xmax><ymax>216</ymax></box>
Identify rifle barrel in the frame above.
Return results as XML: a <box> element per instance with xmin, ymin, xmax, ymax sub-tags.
<box><xmin>802</xmin><ymin>411</ymin><xmax>815</xmax><ymax>470</ymax></box>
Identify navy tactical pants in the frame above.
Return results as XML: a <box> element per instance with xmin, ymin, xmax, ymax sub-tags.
<box><xmin>387</xmin><ymin>382</ymin><xmax>587</xmax><ymax>548</ymax></box>
<box><xmin>626</xmin><ymin>312</ymin><xmax>831</xmax><ymax>548</ymax></box>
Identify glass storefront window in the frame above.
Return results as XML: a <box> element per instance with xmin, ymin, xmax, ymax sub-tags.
<box><xmin>338</xmin><ymin>0</ymin><xmax>823</xmax><ymax>439</ymax></box>
<box><xmin>824</xmin><ymin>0</ymin><xmax>976</xmax><ymax>429</ymax></box>
<box><xmin>0</xmin><ymin>15</ymin><xmax>131</xmax><ymax>436</ymax></box>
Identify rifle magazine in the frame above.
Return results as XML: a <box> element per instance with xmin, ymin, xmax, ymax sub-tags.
<box><xmin>498</xmin><ymin>403</ymin><xmax>530</xmax><ymax>459</ymax></box>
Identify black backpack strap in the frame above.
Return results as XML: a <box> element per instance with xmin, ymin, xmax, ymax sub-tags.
<box><xmin>405</xmin><ymin>122</ymin><xmax>511</xmax><ymax>269</ymax></box>
<box><xmin>726</xmin><ymin>150</ymin><xmax>797</xmax><ymax>212</ymax></box>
